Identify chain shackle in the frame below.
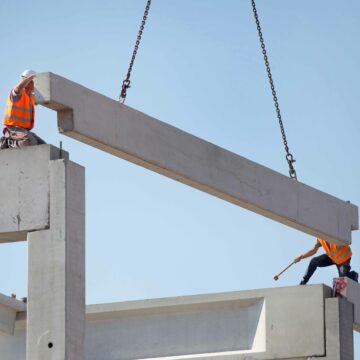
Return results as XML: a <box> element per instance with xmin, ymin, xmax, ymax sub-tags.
<box><xmin>250</xmin><ymin>0</ymin><xmax>298</xmax><ymax>180</ymax></box>
<box><xmin>286</xmin><ymin>153</ymin><xmax>297</xmax><ymax>179</ymax></box>
<box><xmin>119</xmin><ymin>0</ymin><xmax>152</xmax><ymax>103</ymax></box>
<box><xmin>120</xmin><ymin>79</ymin><xmax>131</xmax><ymax>104</ymax></box>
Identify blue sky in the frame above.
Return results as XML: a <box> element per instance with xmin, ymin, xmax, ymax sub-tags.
<box><xmin>0</xmin><ymin>0</ymin><xmax>359</xmax><ymax>355</ymax></box>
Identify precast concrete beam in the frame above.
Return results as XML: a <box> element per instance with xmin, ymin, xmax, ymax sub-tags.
<box><xmin>1</xmin><ymin>285</ymin><xmax>351</xmax><ymax>360</ymax></box>
<box><xmin>84</xmin><ymin>285</ymin><xmax>332</xmax><ymax>360</ymax></box>
<box><xmin>0</xmin><ymin>145</ymin><xmax>66</xmax><ymax>243</ymax></box>
<box><xmin>0</xmin><ymin>294</ymin><xmax>26</xmax><ymax>336</ymax></box>
<box><xmin>34</xmin><ymin>72</ymin><xmax>358</xmax><ymax>245</ymax></box>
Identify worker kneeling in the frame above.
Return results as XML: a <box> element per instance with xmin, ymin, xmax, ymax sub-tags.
<box><xmin>295</xmin><ymin>238</ymin><xmax>358</xmax><ymax>285</ymax></box>
<box><xmin>1</xmin><ymin>70</ymin><xmax>46</xmax><ymax>149</ymax></box>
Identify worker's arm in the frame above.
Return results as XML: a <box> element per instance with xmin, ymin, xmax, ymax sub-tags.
<box><xmin>294</xmin><ymin>240</ymin><xmax>321</xmax><ymax>263</ymax></box>
<box><xmin>13</xmin><ymin>75</ymin><xmax>35</xmax><ymax>95</ymax></box>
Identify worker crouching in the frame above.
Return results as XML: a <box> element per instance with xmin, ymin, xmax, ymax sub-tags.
<box><xmin>1</xmin><ymin>70</ymin><xmax>46</xmax><ymax>149</ymax></box>
<box><xmin>295</xmin><ymin>238</ymin><xmax>358</xmax><ymax>285</ymax></box>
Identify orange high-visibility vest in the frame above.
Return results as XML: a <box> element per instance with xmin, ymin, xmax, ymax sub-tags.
<box><xmin>4</xmin><ymin>90</ymin><xmax>35</xmax><ymax>129</ymax></box>
<box><xmin>318</xmin><ymin>239</ymin><xmax>352</xmax><ymax>265</ymax></box>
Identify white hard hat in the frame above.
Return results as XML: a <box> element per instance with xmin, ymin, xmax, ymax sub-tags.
<box><xmin>21</xmin><ymin>69</ymin><xmax>36</xmax><ymax>79</ymax></box>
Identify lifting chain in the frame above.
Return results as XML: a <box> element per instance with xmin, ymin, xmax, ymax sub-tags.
<box><xmin>250</xmin><ymin>0</ymin><xmax>298</xmax><ymax>180</ymax></box>
<box><xmin>119</xmin><ymin>0</ymin><xmax>152</xmax><ymax>103</ymax></box>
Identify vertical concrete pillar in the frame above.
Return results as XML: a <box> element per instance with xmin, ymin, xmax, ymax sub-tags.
<box><xmin>27</xmin><ymin>159</ymin><xmax>85</xmax><ymax>360</ymax></box>
<box><xmin>324</xmin><ymin>297</ymin><xmax>354</xmax><ymax>360</ymax></box>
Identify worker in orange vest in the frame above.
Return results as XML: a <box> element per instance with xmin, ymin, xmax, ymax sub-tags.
<box><xmin>295</xmin><ymin>238</ymin><xmax>358</xmax><ymax>285</ymax></box>
<box><xmin>1</xmin><ymin>70</ymin><xmax>46</xmax><ymax>148</ymax></box>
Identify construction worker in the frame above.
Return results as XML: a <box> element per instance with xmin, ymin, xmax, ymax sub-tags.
<box><xmin>295</xmin><ymin>238</ymin><xmax>358</xmax><ymax>285</ymax></box>
<box><xmin>1</xmin><ymin>70</ymin><xmax>46</xmax><ymax>149</ymax></box>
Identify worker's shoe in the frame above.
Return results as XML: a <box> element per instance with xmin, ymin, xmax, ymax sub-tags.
<box><xmin>299</xmin><ymin>279</ymin><xmax>307</xmax><ymax>285</ymax></box>
<box><xmin>348</xmin><ymin>271</ymin><xmax>358</xmax><ymax>282</ymax></box>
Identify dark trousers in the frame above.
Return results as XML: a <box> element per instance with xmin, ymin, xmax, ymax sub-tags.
<box><xmin>302</xmin><ymin>254</ymin><xmax>351</xmax><ymax>283</ymax></box>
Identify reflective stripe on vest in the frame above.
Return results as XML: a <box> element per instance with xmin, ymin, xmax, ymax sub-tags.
<box><xmin>4</xmin><ymin>91</ymin><xmax>34</xmax><ymax>129</ymax></box>
<box><xmin>318</xmin><ymin>239</ymin><xmax>352</xmax><ymax>265</ymax></box>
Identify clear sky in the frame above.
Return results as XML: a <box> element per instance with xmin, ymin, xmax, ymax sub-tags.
<box><xmin>0</xmin><ymin>0</ymin><xmax>359</xmax><ymax>355</ymax></box>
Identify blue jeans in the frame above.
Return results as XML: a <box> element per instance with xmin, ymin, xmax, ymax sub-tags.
<box><xmin>302</xmin><ymin>254</ymin><xmax>351</xmax><ymax>284</ymax></box>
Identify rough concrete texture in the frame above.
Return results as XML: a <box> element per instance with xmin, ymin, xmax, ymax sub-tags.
<box><xmin>84</xmin><ymin>285</ymin><xmax>330</xmax><ymax>360</ymax></box>
<box><xmin>333</xmin><ymin>277</ymin><xmax>360</xmax><ymax>332</ymax></box>
<box><xmin>0</xmin><ymin>294</ymin><xmax>26</xmax><ymax>336</ymax></box>
<box><xmin>1</xmin><ymin>285</ymin><xmax>351</xmax><ymax>360</ymax></box>
<box><xmin>27</xmin><ymin>159</ymin><xmax>85</xmax><ymax>360</ymax></box>
<box><xmin>316</xmin><ymin>297</ymin><xmax>354</xmax><ymax>360</ymax></box>
<box><xmin>0</xmin><ymin>145</ymin><xmax>66</xmax><ymax>243</ymax></box>
<box><xmin>34</xmin><ymin>72</ymin><xmax>358</xmax><ymax>245</ymax></box>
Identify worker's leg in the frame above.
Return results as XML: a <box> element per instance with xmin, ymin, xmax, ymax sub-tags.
<box><xmin>337</xmin><ymin>258</ymin><xmax>359</xmax><ymax>282</ymax></box>
<box><xmin>300</xmin><ymin>254</ymin><xmax>333</xmax><ymax>285</ymax></box>
<box><xmin>28</xmin><ymin>131</ymin><xmax>46</xmax><ymax>145</ymax></box>
<box><xmin>349</xmin><ymin>271</ymin><xmax>359</xmax><ymax>282</ymax></box>
<box><xmin>336</xmin><ymin>259</ymin><xmax>351</xmax><ymax>277</ymax></box>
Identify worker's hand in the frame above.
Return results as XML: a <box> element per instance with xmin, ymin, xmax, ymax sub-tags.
<box><xmin>294</xmin><ymin>255</ymin><xmax>302</xmax><ymax>263</ymax></box>
<box><xmin>25</xmin><ymin>74</ymin><xmax>36</xmax><ymax>82</ymax></box>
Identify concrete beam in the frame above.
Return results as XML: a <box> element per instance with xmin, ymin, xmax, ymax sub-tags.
<box><xmin>1</xmin><ymin>285</ymin><xmax>354</xmax><ymax>360</ymax></box>
<box><xmin>0</xmin><ymin>146</ymin><xmax>65</xmax><ymax>243</ymax></box>
<box><xmin>34</xmin><ymin>72</ymin><xmax>358</xmax><ymax>245</ymax></box>
<box><xmin>84</xmin><ymin>285</ymin><xmax>332</xmax><ymax>360</ymax></box>
<box><xmin>0</xmin><ymin>294</ymin><xmax>26</xmax><ymax>336</ymax></box>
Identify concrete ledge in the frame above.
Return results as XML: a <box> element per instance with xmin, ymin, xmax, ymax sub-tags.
<box><xmin>0</xmin><ymin>294</ymin><xmax>26</xmax><ymax>336</ymax></box>
<box><xmin>35</xmin><ymin>72</ymin><xmax>358</xmax><ymax>245</ymax></box>
<box><xmin>0</xmin><ymin>145</ymin><xmax>67</xmax><ymax>243</ymax></box>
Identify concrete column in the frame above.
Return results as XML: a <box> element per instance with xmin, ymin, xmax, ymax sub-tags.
<box><xmin>27</xmin><ymin>159</ymin><xmax>85</xmax><ymax>360</ymax></box>
<box><xmin>333</xmin><ymin>277</ymin><xmax>360</xmax><ymax>331</ymax></box>
<box><xmin>323</xmin><ymin>297</ymin><xmax>354</xmax><ymax>360</ymax></box>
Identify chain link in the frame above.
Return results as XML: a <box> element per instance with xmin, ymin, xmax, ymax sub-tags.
<box><xmin>119</xmin><ymin>0</ymin><xmax>152</xmax><ymax>103</ymax></box>
<box><xmin>250</xmin><ymin>0</ymin><xmax>297</xmax><ymax>180</ymax></box>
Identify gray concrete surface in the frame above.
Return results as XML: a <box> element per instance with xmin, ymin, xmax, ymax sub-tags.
<box><xmin>319</xmin><ymin>297</ymin><xmax>354</xmax><ymax>360</ymax></box>
<box><xmin>1</xmin><ymin>285</ymin><xmax>353</xmax><ymax>360</ymax></box>
<box><xmin>0</xmin><ymin>145</ymin><xmax>65</xmax><ymax>243</ymax></box>
<box><xmin>0</xmin><ymin>146</ymin><xmax>85</xmax><ymax>359</ymax></box>
<box><xmin>333</xmin><ymin>277</ymin><xmax>360</xmax><ymax>332</ymax></box>
<box><xmin>27</xmin><ymin>159</ymin><xmax>85</xmax><ymax>360</ymax></box>
<box><xmin>84</xmin><ymin>285</ymin><xmax>330</xmax><ymax>360</ymax></box>
<box><xmin>34</xmin><ymin>72</ymin><xmax>358</xmax><ymax>245</ymax></box>
<box><xmin>0</xmin><ymin>294</ymin><xmax>26</xmax><ymax>336</ymax></box>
